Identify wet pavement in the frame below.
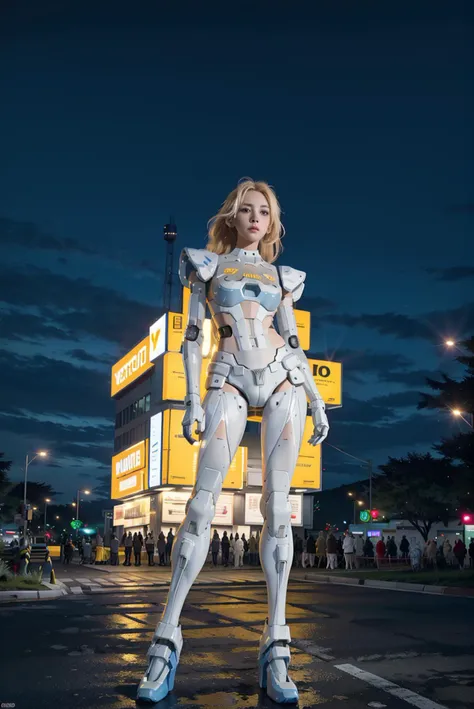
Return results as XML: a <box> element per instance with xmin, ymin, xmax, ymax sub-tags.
<box><xmin>0</xmin><ymin>579</ymin><xmax>472</xmax><ymax>709</ymax></box>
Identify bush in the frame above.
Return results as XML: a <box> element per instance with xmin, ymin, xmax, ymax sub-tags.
<box><xmin>0</xmin><ymin>559</ymin><xmax>13</xmax><ymax>582</ymax></box>
<box><xmin>25</xmin><ymin>569</ymin><xmax>44</xmax><ymax>585</ymax></box>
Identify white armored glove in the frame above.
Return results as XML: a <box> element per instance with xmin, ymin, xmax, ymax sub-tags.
<box><xmin>308</xmin><ymin>401</ymin><xmax>329</xmax><ymax>446</ymax></box>
<box><xmin>182</xmin><ymin>394</ymin><xmax>205</xmax><ymax>444</ymax></box>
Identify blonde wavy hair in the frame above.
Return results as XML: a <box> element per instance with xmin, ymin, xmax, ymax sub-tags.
<box><xmin>207</xmin><ymin>179</ymin><xmax>285</xmax><ymax>263</ymax></box>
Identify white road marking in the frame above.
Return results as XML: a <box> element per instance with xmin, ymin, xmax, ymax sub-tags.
<box><xmin>335</xmin><ymin>663</ymin><xmax>449</xmax><ymax>709</ymax></box>
<box><xmin>292</xmin><ymin>639</ymin><xmax>335</xmax><ymax>661</ymax></box>
<box><xmin>70</xmin><ymin>587</ymin><xmax>83</xmax><ymax>595</ymax></box>
<box><xmin>58</xmin><ymin>578</ymin><xmax>74</xmax><ymax>582</ymax></box>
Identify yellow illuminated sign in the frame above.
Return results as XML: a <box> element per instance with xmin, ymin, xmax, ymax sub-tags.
<box><xmin>161</xmin><ymin>408</ymin><xmax>247</xmax><ymax>488</ymax></box>
<box><xmin>291</xmin><ymin>417</ymin><xmax>321</xmax><ymax>489</ymax></box>
<box><xmin>294</xmin><ymin>309</ymin><xmax>310</xmax><ymax>351</ymax></box>
<box><xmin>182</xmin><ymin>286</ymin><xmax>190</xmax><ymax>319</ymax></box>
<box><xmin>308</xmin><ymin>359</ymin><xmax>342</xmax><ymax>406</ymax></box>
<box><xmin>162</xmin><ymin>351</ymin><xmax>215</xmax><ymax>402</ymax></box>
<box><xmin>111</xmin><ymin>338</ymin><xmax>154</xmax><ymax>397</ymax></box>
<box><xmin>111</xmin><ymin>470</ymin><xmax>145</xmax><ymax>499</ymax></box>
<box><xmin>111</xmin><ymin>440</ymin><xmax>148</xmax><ymax>499</ymax></box>
<box><xmin>162</xmin><ymin>409</ymin><xmax>199</xmax><ymax>486</ymax></box>
<box><xmin>167</xmin><ymin>312</ymin><xmax>185</xmax><ymax>352</ymax></box>
<box><xmin>112</xmin><ymin>440</ymin><xmax>147</xmax><ymax>478</ymax></box>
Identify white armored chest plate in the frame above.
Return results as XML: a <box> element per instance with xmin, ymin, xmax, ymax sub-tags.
<box><xmin>208</xmin><ymin>250</ymin><xmax>282</xmax><ymax>313</ymax></box>
<box><xmin>206</xmin><ymin>248</ymin><xmax>282</xmax><ymax>370</ymax></box>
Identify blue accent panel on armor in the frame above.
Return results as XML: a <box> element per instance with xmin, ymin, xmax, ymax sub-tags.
<box><xmin>243</xmin><ymin>283</ymin><xmax>261</xmax><ymax>298</ymax></box>
<box><xmin>214</xmin><ymin>283</ymin><xmax>281</xmax><ymax>311</ymax></box>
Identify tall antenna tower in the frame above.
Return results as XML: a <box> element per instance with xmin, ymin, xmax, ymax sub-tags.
<box><xmin>163</xmin><ymin>219</ymin><xmax>177</xmax><ymax>312</ymax></box>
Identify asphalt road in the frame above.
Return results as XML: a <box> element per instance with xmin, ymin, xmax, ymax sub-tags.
<box><xmin>0</xmin><ymin>576</ymin><xmax>473</xmax><ymax>709</ymax></box>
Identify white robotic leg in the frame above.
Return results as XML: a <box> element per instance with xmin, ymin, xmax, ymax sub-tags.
<box><xmin>258</xmin><ymin>383</ymin><xmax>306</xmax><ymax>704</ymax></box>
<box><xmin>137</xmin><ymin>387</ymin><xmax>248</xmax><ymax>703</ymax></box>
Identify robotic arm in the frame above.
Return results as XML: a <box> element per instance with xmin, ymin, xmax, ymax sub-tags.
<box><xmin>182</xmin><ymin>275</ymin><xmax>207</xmax><ymax>444</ymax></box>
<box><xmin>276</xmin><ymin>271</ymin><xmax>329</xmax><ymax>447</ymax></box>
<box><xmin>178</xmin><ymin>248</ymin><xmax>218</xmax><ymax>444</ymax></box>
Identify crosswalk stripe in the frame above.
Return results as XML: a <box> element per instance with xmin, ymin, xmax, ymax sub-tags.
<box><xmin>70</xmin><ymin>586</ymin><xmax>83</xmax><ymax>594</ymax></box>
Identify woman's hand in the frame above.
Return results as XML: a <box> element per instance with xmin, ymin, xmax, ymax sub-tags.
<box><xmin>308</xmin><ymin>402</ymin><xmax>329</xmax><ymax>446</ymax></box>
<box><xmin>182</xmin><ymin>394</ymin><xmax>206</xmax><ymax>444</ymax></box>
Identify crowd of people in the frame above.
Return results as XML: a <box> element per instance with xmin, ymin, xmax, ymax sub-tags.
<box><xmin>119</xmin><ymin>530</ymin><xmax>175</xmax><ymax>566</ymax></box>
<box><xmin>292</xmin><ymin>531</ymin><xmax>474</xmax><ymax>572</ymax></box>
<box><xmin>57</xmin><ymin>528</ymin><xmax>474</xmax><ymax>572</ymax></box>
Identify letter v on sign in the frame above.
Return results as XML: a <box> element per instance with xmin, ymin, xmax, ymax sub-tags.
<box><xmin>151</xmin><ymin>329</ymin><xmax>161</xmax><ymax>349</ymax></box>
<box><xmin>149</xmin><ymin>313</ymin><xmax>167</xmax><ymax>361</ymax></box>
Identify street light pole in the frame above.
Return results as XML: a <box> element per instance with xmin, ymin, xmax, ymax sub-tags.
<box><xmin>22</xmin><ymin>450</ymin><xmax>48</xmax><ymax>541</ymax></box>
<box><xmin>368</xmin><ymin>458</ymin><xmax>373</xmax><ymax>511</ymax></box>
<box><xmin>75</xmin><ymin>489</ymin><xmax>90</xmax><ymax>537</ymax></box>
<box><xmin>22</xmin><ymin>453</ymin><xmax>30</xmax><ymax>541</ymax></box>
<box><xmin>44</xmin><ymin>499</ymin><xmax>50</xmax><ymax>534</ymax></box>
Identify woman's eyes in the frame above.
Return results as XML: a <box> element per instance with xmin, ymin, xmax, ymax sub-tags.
<box><xmin>239</xmin><ymin>207</ymin><xmax>269</xmax><ymax>216</ymax></box>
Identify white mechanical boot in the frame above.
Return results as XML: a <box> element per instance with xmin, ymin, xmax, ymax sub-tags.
<box><xmin>258</xmin><ymin>384</ymin><xmax>307</xmax><ymax>703</ymax></box>
<box><xmin>137</xmin><ymin>622</ymin><xmax>183</xmax><ymax>703</ymax></box>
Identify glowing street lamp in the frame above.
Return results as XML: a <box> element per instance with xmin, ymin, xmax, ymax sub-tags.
<box><xmin>23</xmin><ymin>450</ymin><xmax>48</xmax><ymax>539</ymax></box>
<box><xmin>451</xmin><ymin>409</ymin><xmax>474</xmax><ymax>428</ymax></box>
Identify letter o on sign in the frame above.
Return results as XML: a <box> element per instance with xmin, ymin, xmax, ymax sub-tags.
<box><xmin>313</xmin><ymin>364</ymin><xmax>331</xmax><ymax>378</ymax></box>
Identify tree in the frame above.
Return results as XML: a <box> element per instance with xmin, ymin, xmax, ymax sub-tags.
<box><xmin>7</xmin><ymin>481</ymin><xmax>57</xmax><ymax>507</ymax></box>
<box><xmin>419</xmin><ymin>335</ymin><xmax>473</xmax><ymax>410</ymax></box>
<box><xmin>0</xmin><ymin>452</ymin><xmax>12</xmax><ymax>491</ymax></box>
<box><xmin>374</xmin><ymin>453</ymin><xmax>459</xmax><ymax>542</ymax></box>
<box><xmin>418</xmin><ymin>335</ymin><xmax>473</xmax><ymax>506</ymax></box>
<box><xmin>0</xmin><ymin>453</ymin><xmax>13</xmax><ymax>522</ymax></box>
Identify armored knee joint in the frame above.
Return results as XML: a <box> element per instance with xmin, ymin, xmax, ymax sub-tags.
<box><xmin>261</xmin><ymin>469</ymin><xmax>291</xmax><ymax>538</ymax></box>
<box><xmin>185</xmin><ymin>489</ymin><xmax>215</xmax><ymax>536</ymax></box>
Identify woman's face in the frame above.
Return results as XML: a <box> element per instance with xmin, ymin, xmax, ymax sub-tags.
<box><xmin>232</xmin><ymin>189</ymin><xmax>271</xmax><ymax>248</ymax></box>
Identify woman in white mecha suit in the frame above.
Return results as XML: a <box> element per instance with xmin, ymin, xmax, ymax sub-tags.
<box><xmin>137</xmin><ymin>179</ymin><xmax>329</xmax><ymax>705</ymax></box>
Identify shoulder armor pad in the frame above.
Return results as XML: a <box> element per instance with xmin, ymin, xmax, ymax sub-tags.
<box><xmin>278</xmin><ymin>265</ymin><xmax>306</xmax><ymax>302</ymax></box>
<box><xmin>179</xmin><ymin>248</ymin><xmax>219</xmax><ymax>287</ymax></box>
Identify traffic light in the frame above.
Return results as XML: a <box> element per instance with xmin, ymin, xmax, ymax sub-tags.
<box><xmin>462</xmin><ymin>513</ymin><xmax>472</xmax><ymax>523</ymax></box>
<box><xmin>370</xmin><ymin>509</ymin><xmax>379</xmax><ymax>520</ymax></box>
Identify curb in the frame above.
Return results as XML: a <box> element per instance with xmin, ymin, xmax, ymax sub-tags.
<box><xmin>0</xmin><ymin>586</ymin><xmax>68</xmax><ymax>601</ymax></box>
<box><xmin>302</xmin><ymin>573</ymin><xmax>474</xmax><ymax>598</ymax></box>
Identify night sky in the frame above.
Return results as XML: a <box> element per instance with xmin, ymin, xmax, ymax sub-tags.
<box><xmin>1</xmin><ymin>1</ymin><xmax>473</xmax><ymax>504</ymax></box>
